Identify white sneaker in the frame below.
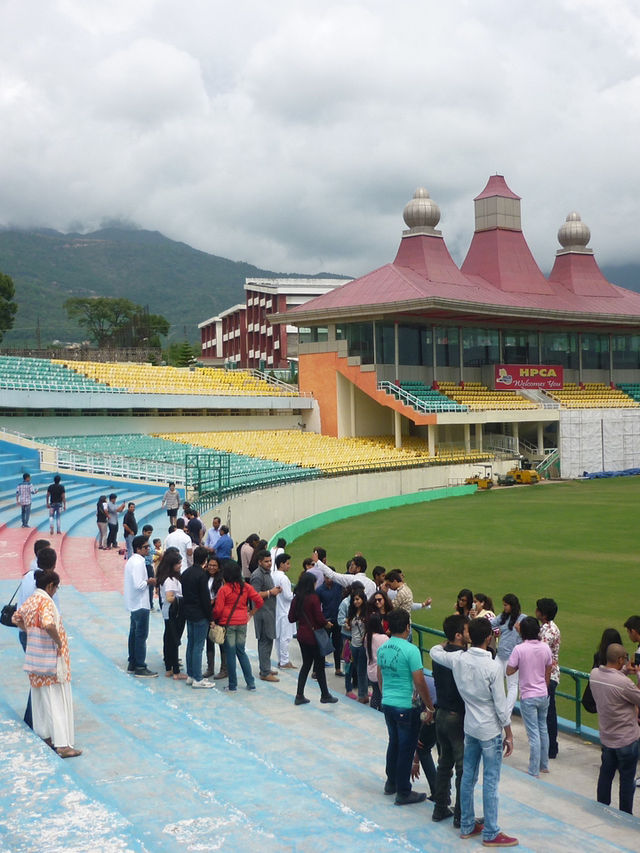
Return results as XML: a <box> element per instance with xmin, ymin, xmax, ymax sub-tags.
<box><xmin>186</xmin><ymin>676</ymin><xmax>193</xmax><ymax>685</ymax></box>
<box><xmin>192</xmin><ymin>679</ymin><xmax>215</xmax><ymax>689</ymax></box>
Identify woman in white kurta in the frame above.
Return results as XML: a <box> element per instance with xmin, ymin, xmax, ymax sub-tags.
<box><xmin>14</xmin><ymin>569</ymin><xmax>81</xmax><ymax>758</ymax></box>
<box><xmin>272</xmin><ymin>553</ymin><xmax>295</xmax><ymax>668</ymax></box>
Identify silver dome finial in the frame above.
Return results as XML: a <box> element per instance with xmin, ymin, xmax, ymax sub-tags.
<box><xmin>557</xmin><ymin>211</ymin><xmax>592</xmax><ymax>253</ymax></box>
<box><xmin>402</xmin><ymin>187</ymin><xmax>442</xmax><ymax>237</ymax></box>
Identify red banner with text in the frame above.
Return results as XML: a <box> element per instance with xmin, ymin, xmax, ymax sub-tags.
<box><xmin>494</xmin><ymin>364</ymin><xmax>563</xmax><ymax>390</ymax></box>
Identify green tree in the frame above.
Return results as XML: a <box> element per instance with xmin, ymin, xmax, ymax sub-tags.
<box><xmin>0</xmin><ymin>271</ymin><xmax>18</xmax><ymax>343</ymax></box>
<box><xmin>164</xmin><ymin>341</ymin><xmax>198</xmax><ymax>366</ymax></box>
<box><xmin>64</xmin><ymin>297</ymin><xmax>169</xmax><ymax>347</ymax></box>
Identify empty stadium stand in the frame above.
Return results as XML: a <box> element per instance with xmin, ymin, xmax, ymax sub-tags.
<box><xmin>381</xmin><ymin>381</ymin><xmax>468</xmax><ymax>413</ymax></box>
<box><xmin>0</xmin><ymin>356</ymin><xmax>121</xmax><ymax>392</ymax></box>
<box><xmin>437</xmin><ymin>381</ymin><xmax>538</xmax><ymax>410</ymax></box>
<box><xmin>55</xmin><ymin>360</ymin><xmax>295</xmax><ymax>396</ymax></box>
<box><xmin>547</xmin><ymin>382</ymin><xmax>639</xmax><ymax>408</ymax></box>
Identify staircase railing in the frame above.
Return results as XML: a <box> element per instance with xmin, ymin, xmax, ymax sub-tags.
<box><xmin>537</xmin><ymin>448</ymin><xmax>560</xmax><ymax>475</ymax></box>
<box><xmin>377</xmin><ymin>381</ymin><xmax>468</xmax><ymax>413</ymax></box>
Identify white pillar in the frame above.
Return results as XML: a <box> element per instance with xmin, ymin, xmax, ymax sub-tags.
<box><xmin>394</xmin><ymin>410</ymin><xmax>402</xmax><ymax>449</ymax></box>
<box><xmin>350</xmin><ymin>383</ymin><xmax>356</xmax><ymax>437</ymax></box>
<box><xmin>537</xmin><ymin>422</ymin><xmax>544</xmax><ymax>455</ymax></box>
<box><xmin>475</xmin><ymin>423</ymin><xmax>482</xmax><ymax>451</ymax></box>
<box><xmin>428</xmin><ymin>424</ymin><xmax>436</xmax><ymax>456</ymax></box>
<box><xmin>464</xmin><ymin>423</ymin><xmax>471</xmax><ymax>453</ymax></box>
<box><xmin>512</xmin><ymin>421</ymin><xmax>519</xmax><ymax>453</ymax></box>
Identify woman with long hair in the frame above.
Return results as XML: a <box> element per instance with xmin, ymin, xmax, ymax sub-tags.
<box><xmin>345</xmin><ymin>588</ymin><xmax>369</xmax><ymax>704</ymax></box>
<box><xmin>490</xmin><ymin>593</ymin><xmax>526</xmax><ymax>718</ymax></box>
<box><xmin>212</xmin><ymin>561</ymin><xmax>264</xmax><ymax>691</ymax></box>
<box><xmin>593</xmin><ymin>628</ymin><xmax>623</xmax><ymax>667</ymax></box>
<box><xmin>157</xmin><ymin>548</ymin><xmax>186</xmax><ymax>679</ymax></box>
<box><xmin>96</xmin><ymin>495</ymin><xmax>108</xmax><ymax>549</ymax></box>
<box><xmin>365</xmin><ymin>611</ymin><xmax>389</xmax><ymax>711</ymax></box>
<box><xmin>454</xmin><ymin>589</ymin><xmax>473</xmax><ymax>618</ymax></box>
<box><xmin>288</xmin><ymin>571</ymin><xmax>338</xmax><ymax>706</ymax></box>
<box><xmin>204</xmin><ymin>555</ymin><xmax>226</xmax><ymax>679</ymax></box>
<box><xmin>368</xmin><ymin>588</ymin><xmax>393</xmax><ymax>632</ymax></box>
<box><xmin>471</xmin><ymin>592</ymin><xmax>495</xmax><ymax>620</ymax></box>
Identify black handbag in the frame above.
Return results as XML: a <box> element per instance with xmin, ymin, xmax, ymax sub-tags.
<box><xmin>301</xmin><ymin>603</ymin><xmax>334</xmax><ymax>657</ymax></box>
<box><xmin>1</xmin><ymin>583</ymin><xmax>21</xmax><ymax>628</ymax></box>
<box><xmin>581</xmin><ymin>681</ymin><xmax>597</xmax><ymax>714</ymax></box>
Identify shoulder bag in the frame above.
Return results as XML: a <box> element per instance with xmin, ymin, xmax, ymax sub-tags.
<box><xmin>24</xmin><ymin>626</ymin><xmax>58</xmax><ymax>676</ymax></box>
<box><xmin>301</xmin><ymin>600</ymin><xmax>334</xmax><ymax>658</ymax></box>
<box><xmin>1</xmin><ymin>582</ymin><xmax>21</xmax><ymax>628</ymax></box>
<box><xmin>209</xmin><ymin>588</ymin><xmax>243</xmax><ymax>644</ymax></box>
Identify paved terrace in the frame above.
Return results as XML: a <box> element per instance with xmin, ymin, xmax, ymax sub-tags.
<box><xmin>0</xmin><ymin>504</ymin><xmax>638</xmax><ymax>851</ymax></box>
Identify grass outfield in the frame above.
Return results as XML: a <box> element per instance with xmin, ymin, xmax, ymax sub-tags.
<box><xmin>287</xmin><ymin>477</ymin><xmax>640</xmax><ymax>724</ymax></box>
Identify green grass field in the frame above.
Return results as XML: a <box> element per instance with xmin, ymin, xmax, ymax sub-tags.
<box><xmin>286</xmin><ymin>477</ymin><xmax>640</xmax><ymax>724</ymax></box>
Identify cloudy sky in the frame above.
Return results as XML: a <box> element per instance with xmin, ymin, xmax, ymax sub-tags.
<box><xmin>1</xmin><ymin>0</ymin><xmax>639</xmax><ymax>277</ymax></box>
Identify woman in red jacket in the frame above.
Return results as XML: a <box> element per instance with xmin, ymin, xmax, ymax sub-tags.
<box><xmin>288</xmin><ymin>571</ymin><xmax>339</xmax><ymax>706</ymax></box>
<box><xmin>212</xmin><ymin>561</ymin><xmax>264</xmax><ymax>691</ymax></box>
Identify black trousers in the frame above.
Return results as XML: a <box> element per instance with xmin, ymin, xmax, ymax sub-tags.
<box><xmin>107</xmin><ymin>523</ymin><xmax>118</xmax><ymax>548</ymax></box>
<box><xmin>297</xmin><ymin>640</ymin><xmax>329</xmax><ymax>698</ymax></box>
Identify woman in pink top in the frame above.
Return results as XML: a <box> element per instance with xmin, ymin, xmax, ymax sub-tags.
<box><xmin>365</xmin><ymin>612</ymin><xmax>389</xmax><ymax>711</ymax></box>
<box><xmin>507</xmin><ymin>616</ymin><xmax>553</xmax><ymax>776</ymax></box>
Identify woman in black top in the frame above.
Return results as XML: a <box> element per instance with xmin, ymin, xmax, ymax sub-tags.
<box><xmin>96</xmin><ymin>495</ymin><xmax>108</xmax><ymax>549</ymax></box>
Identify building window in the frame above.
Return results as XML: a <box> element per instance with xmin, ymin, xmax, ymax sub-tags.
<box><xmin>436</xmin><ymin>327</ymin><xmax>459</xmax><ymax>367</ymax></box>
<box><xmin>397</xmin><ymin>325</ymin><xmax>433</xmax><ymax>366</ymax></box>
<box><xmin>582</xmin><ymin>333</ymin><xmax>609</xmax><ymax>370</ymax></box>
<box><xmin>541</xmin><ymin>332</ymin><xmax>579</xmax><ymax>369</ymax></box>
<box><xmin>375</xmin><ymin>324</ymin><xmax>395</xmax><ymax>364</ymax></box>
<box><xmin>298</xmin><ymin>326</ymin><xmax>328</xmax><ymax>345</ymax></box>
<box><xmin>462</xmin><ymin>328</ymin><xmax>499</xmax><ymax>367</ymax></box>
<box><xmin>612</xmin><ymin>334</ymin><xmax>640</xmax><ymax>370</ymax></box>
<box><xmin>503</xmin><ymin>330</ymin><xmax>539</xmax><ymax>364</ymax></box>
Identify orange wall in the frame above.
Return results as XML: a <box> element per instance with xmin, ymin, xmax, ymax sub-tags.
<box><xmin>299</xmin><ymin>351</ymin><xmax>340</xmax><ymax>436</ymax></box>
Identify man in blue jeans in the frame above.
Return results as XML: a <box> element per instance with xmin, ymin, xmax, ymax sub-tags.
<box><xmin>124</xmin><ymin>535</ymin><xmax>157</xmax><ymax>677</ymax></box>
<box><xmin>589</xmin><ymin>642</ymin><xmax>640</xmax><ymax>814</ymax></box>
<box><xmin>180</xmin><ymin>546</ymin><xmax>214</xmax><ymax>689</ymax></box>
<box><xmin>431</xmin><ymin>617</ymin><xmax>517</xmax><ymax>847</ymax></box>
<box><xmin>377</xmin><ymin>607</ymin><xmax>434</xmax><ymax>805</ymax></box>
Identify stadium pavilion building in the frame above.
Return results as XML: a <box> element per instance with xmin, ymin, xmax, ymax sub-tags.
<box><xmin>274</xmin><ymin>176</ymin><xmax>640</xmax><ymax>478</ymax></box>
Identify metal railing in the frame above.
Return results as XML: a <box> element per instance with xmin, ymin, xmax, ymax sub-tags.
<box><xmin>537</xmin><ymin>448</ymin><xmax>560</xmax><ymax>475</ymax></box>
<box><xmin>249</xmin><ymin>368</ymin><xmax>311</xmax><ymax>396</ymax></box>
<box><xmin>411</xmin><ymin>624</ymin><xmax>597</xmax><ymax>742</ymax></box>
<box><xmin>378</xmin><ymin>381</ymin><xmax>469</xmax><ymax>413</ymax></box>
<box><xmin>53</xmin><ymin>449</ymin><xmax>185</xmax><ymax>485</ymax></box>
<box><xmin>484</xmin><ymin>433</ymin><xmax>520</xmax><ymax>454</ymax></box>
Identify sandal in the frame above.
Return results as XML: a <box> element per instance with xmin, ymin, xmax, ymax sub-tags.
<box><xmin>56</xmin><ymin>746</ymin><xmax>82</xmax><ymax>758</ymax></box>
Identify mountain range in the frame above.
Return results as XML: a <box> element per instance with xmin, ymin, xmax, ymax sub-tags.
<box><xmin>0</xmin><ymin>225</ymin><xmax>638</xmax><ymax>348</ymax></box>
<box><xmin>0</xmin><ymin>227</ymin><xmax>347</xmax><ymax>347</ymax></box>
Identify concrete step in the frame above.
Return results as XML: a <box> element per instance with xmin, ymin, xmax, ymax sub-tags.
<box><xmin>1</xmin><ymin>578</ymin><xmax>638</xmax><ymax>852</ymax></box>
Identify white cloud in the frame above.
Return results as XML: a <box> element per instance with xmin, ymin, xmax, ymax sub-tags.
<box><xmin>1</xmin><ymin>0</ymin><xmax>640</xmax><ymax>278</ymax></box>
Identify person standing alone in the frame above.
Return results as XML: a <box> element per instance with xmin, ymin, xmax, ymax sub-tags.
<box><xmin>16</xmin><ymin>473</ymin><xmax>37</xmax><ymax>528</ymax></box>
<box><xmin>46</xmin><ymin>475</ymin><xmax>66</xmax><ymax>535</ymax></box>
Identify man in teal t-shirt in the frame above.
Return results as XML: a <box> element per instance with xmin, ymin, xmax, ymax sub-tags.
<box><xmin>377</xmin><ymin>608</ymin><xmax>434</xmax><ymax>805</ymax></box>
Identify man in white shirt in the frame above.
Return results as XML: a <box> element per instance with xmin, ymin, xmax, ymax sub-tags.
<box><xmin>314</xmin><ymin>552</ymin><xmax>376</xmax><ymax>599</ymax></box>
<box><xmin>204</xmin><ymin>516</ymin><xmax>221</xmax><ymax>550</ymax></box>
<box><xmin>164</xmin><ymin>518</ymin><xmax>193</xmax><ymax>568</ymax></box>
<box><xmin>124</xmin><ymin>535</ymin><xmax>157</xmax><ymax>677</ymax></box>
<box><xmin>272</xmin><ymin>553</ymin><xmax>296</xmax><ymax>669</ymax></box>
<box><xmin>430</xmin><ymin>618</ymin><xmax>517</xmax><ymax>848</ymax></box>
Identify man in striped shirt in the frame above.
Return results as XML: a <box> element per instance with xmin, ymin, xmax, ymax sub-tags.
<box><xmin>16</xmin><ymin>473</ymin><xmax>37</xmax><ymax>528</ymax></box>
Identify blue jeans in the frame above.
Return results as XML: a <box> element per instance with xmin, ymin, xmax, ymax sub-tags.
<box><xmin>223</xmin><ymin>624</ymin><xmax>255</xmax><ymax>690</ymax></box>
<box><xmin>520</xmin><ymin>694</ymin><xmax>549</xmax><ymax>775</ymax></box>
<box><xmin>186</xmin><ymin>619</ymin><xmax>208</xmax><ymax>681</ymax></box>
<box><xmin>49</xmin><ymin>503</ymin><xmax>62</xmax><ymax>532</ymax></box>
<box><xmin>351</xmin><ymin>644</ymin><xmax>368</xmax><ymax>699</ymax></box>
<box><xmin>382</xmin><ymin>704</ymin><xmax>421</xmax><ymax>798</ymax></box>
<box><xmin>597</xmin><ymin>740</ymin><xmax>639</xmax><ymax>814</ymax></box>
<box><xmin>460</xmin><ymin>733</ymin><xmax>503</xmax><ymax>841</ymax></box>
<box><xmin>128</xmin><ymin>608</ymin><xmax>150</xmax><ymax>670</ymax></box>
<box><xmin>20</xmin><ymin>504</ymin><xmax>31</xmax><ymax>526</ymax></box>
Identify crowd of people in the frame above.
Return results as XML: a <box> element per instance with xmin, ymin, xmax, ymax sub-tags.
<box><xmin>10</xmin><ymin>483</ymin><xmax>640</xmax><ymax>845</ymax></box>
